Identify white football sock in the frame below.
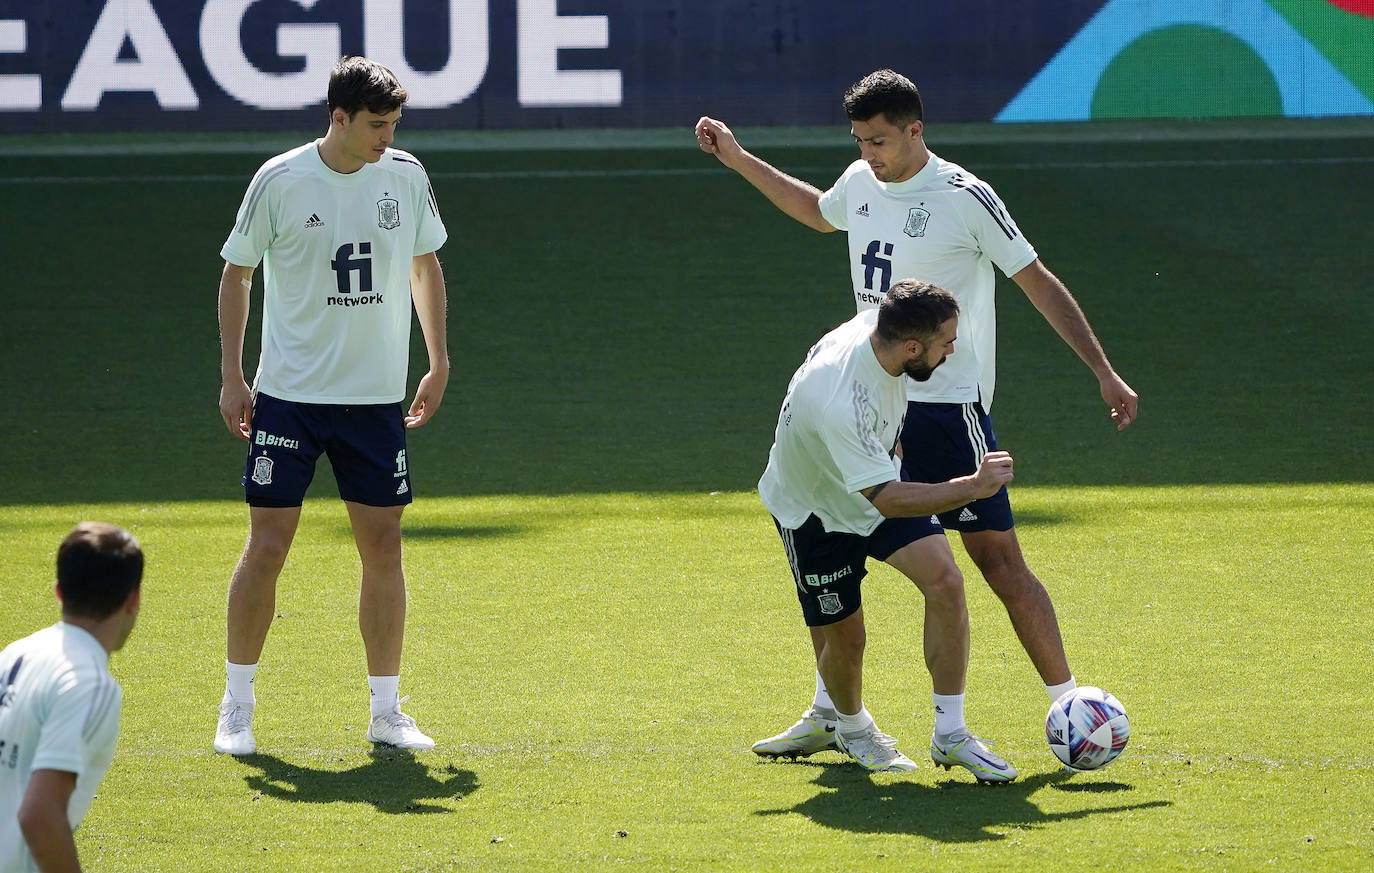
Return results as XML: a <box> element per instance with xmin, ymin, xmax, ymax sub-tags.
<box><xmin>1046</xmin><ymin>677</ymin><xmax>1077</xmax><ymax>702</ymax></box>
<box><xmin>224</xmin><ymin>661</ymin><xmax>257</xmax><ymax>709</ymax></box>
<box><xmin>836</xmin><ymin>706</ymin><xmax>875</xmax><ymax>737</ymax></box>
<box><xmin>813</xmin><ymin>670</ymin><xmax>836</xmax><ymax>712</ymax></box>
<box><xmin>933</xmin><ymin>692</ymin><xmax>965</xmax><ymax>736</ymax></box>
<box><xmin>368</xmin><ymin>675</ymin><xmax>400</xmax><ymax>719</ymax></box>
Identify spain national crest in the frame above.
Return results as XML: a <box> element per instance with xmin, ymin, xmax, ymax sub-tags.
<box><xmin>377</xmin><ymin>198</ymin><xmax>401</xmax><ymax>230</ymax></box>
<box><xmin>251</xmin><ymin>455</ymin><xmax>274</xmax><ymax>486</ymax></box>
<box><xmin>904</xmin><ymin>207</ymin><xmax>931</xmax><ymax>238</ymax></box>
<box><xmin>818</xmin><ymin>592</ymin><xmax>843</xmax><ymax>615</ymax></box>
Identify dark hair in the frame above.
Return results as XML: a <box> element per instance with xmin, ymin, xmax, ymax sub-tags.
<box><xmin>327</xmin><ymin>56</ymin><xmax>408</xmax><ymax>117</ymax></box>
<box><xmin>56</xmin><ymin>522</ymin><xmax>143</xmax><ymax>619</ymax></box>
<box><xmin>875</xmin><ymin>279</ymin><xmax>959</xmax><ymax>344</ymax></box>
<box><xmin>842</xmin><ymin>69</ymin><xmax>924</xmax><ymax>126</ymax></box>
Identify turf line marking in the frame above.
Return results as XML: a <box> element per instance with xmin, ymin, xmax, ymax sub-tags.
<box><xmin>3</xmin><ymin>155</ymin><xmax>1372</xmax><ymax>185</ymax></box>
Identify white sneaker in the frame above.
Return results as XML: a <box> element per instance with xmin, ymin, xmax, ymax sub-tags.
<box><xmin>367</xmin><ymin>697</ymin><xmax>435</xmax><ymax>750</ymax></box>
<box><xmin>751</xmin><ymin>706</ymin><xmax>839</xmax><ymax>758</ymax></box>
<box><xmin>214</xmin><ymin>701</ymin><xmax>256</xmax><ymax>756</ymax></box>
<box><xmin>930</xmin><ymin>729</ymin><xmax>1017</xmax><ymax>782</ymax></box>
<box><xmin>834</xmin><ymin>725</ymin><xmax>919</xmax><ymax>772</ymax></box>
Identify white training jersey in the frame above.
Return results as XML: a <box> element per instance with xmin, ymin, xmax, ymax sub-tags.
<box><xmin>0</xmin><ymin>624</ymin><xmax>122</xmax><ymax>873</ymax></box>
<box><xmin>818</xmin><ymin>153</ymin><xmax>1037</xmax><ymax>410</ymax></box>
<box><xmin>222</xmin><ymin>141</ymin><xmax>448</xmax><ymax>404</ymax></box>
<box><xmin>759</xmin><ymin>309</ymin><xmax>906</xmax><ymax>536</ymax></box>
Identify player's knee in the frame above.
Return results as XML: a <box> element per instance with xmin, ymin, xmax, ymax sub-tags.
<box><xmin>243</xmin><ymin>530</ymin><xmax>292</xmax><ymax>569</ymax></box>
<box><xmin>920</xmin><ymin>563</ymin><xmax>966</xmax><ymax>609</ymax></box>
<box><xmin>968</xmin><ymin>537</ymin><xmax>1030</xmax><ymax>583</ymax></box>
<box><xmin>821</xmin><ymin>617</ymin><xmax>866</xmax><ymax>658</ymax></box>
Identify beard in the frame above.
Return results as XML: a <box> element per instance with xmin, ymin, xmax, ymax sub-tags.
<box><xmin>903</xmin><ymin>356</ymin><xmax>946</xmax><ymax>382</ymax></box>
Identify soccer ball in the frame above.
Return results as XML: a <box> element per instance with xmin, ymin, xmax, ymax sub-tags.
<box><xmin>1046</xmin><ymin>686</ymin><xmax>1130</xmax><ymax>770</ymax></box>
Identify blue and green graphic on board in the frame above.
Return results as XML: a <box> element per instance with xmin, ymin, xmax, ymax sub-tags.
<box><xmin>997</xmin><ymin>0</ymin><xmax>1374</xmax><ymax>121</ymax></box>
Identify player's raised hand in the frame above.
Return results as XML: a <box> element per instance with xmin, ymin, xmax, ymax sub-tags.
<box><xmin>695</xmin><ymin>117</ymin><xmax>743</xmax><ymax>165</ymax></box>
<box><xmin>405</xmin><ymin>369</ymin><xmax>448</xmax><ymax>428</ymax></box>
<box><xmin>1100</xmin><ymin>371</ymin><xmax>1139</xmax><ymax>431</ymax></box>
<box><xmin>971</xmin><ymin>450</ymin><xmax>1014</xmax><ymax>497</ymax></box>
<box><xmin>220</xmin><ymin>379</ymin><xmax>253</xmax><ymax>440</ymax></box>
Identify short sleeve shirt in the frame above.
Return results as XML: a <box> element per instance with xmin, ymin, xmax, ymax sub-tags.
<box><xmin>0</xmin><ymin>623</ymin><xmax>122</xmax><ymax>873</ymax></box>
<box><xmin>221</xmin><ymin>142</ymin><xmax>448</xmax><ymax>404</ymax></box>
<box><xmin>818</xmin><ymin>154</ymin><xmax>1037</xmax><ymax>409</ymax></box>
<box><xmin>759</xmin><ymin>309</ymin><xmax>907</xmax><ymax>535</ymax></box>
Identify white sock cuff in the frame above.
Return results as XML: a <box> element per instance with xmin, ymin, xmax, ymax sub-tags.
<box><xmin>836</xmin><ymin>706</ymin><xmax>874</xmax><ymax>736</ymax></box>
<box><xmin>224</xmin><ymin>661</ymin><xmax>258</xmax><ymax>707</ymax></box>
<box><xmin>813</xmin><ymin>670</ymin><xmax>835</xmax><ymax>711</ymax></box>
<box><xmin>368</xmin><ymin>675</ymin><xmax>400</xmax><ymax>717</ymax></box>
<box><xmin>1046</xmin><ymin>677</ymin><xmax>1078</xmax><ymax>702</ymax></box>
<box><xmin>932</xmin><ymin>692</ymin><xmax>965</xmax><ymax>736</ymax></box>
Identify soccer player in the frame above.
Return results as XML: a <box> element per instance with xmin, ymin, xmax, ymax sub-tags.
<box><xmin>759</xmin><ymin>279</ymin><xmax>1017</xmax><ymax>779</ymax></box>
<box><xmin>215</xmin><ymin>56</ymin><xmax>449</xmax><ymax>755</ymax></box>
<box><xmin>696</xmin><ymin>69</ymin><xmax>1138</xmax><ymax>755</ymax></box>
<box><xmin>1</xmin><ymin>523</ymin><xmax>143</xmax><ymax>873</ymax></box>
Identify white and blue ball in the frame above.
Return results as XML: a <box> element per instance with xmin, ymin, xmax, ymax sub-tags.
<box><xmin>1046</xmin><ymin>686</ymin><xmax>1130</xmax><ymax>770</ymax></box>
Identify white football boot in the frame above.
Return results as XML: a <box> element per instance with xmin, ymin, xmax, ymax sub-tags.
<box><xmin>367</xmin><ymin>697</ymin><xmax>435</xmax><ymax>750</ymax></box>
<box><xmin>834</xmin><ymin>724</ymin><xmax>919</xmax><ymax>772</ymax></box>
<box><xmin>214</xmin><ymin>700</ymin><xmax>257</xmax><ymax>756</ymax></box>
<box><xmin>751</xmin><ymin>706</ymin><xmax>839</xmax><ymax>758</ymax></box>
<box><xmin>930</xmin><ymin>729</ymin><xmax>1017</xmax><ymax>782</ymax></box>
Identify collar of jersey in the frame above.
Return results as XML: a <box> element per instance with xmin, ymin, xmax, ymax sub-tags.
<box><xmin>309</xmin><ymin>139</ymin><xmax>378</xmax><ymax>187</ymax></box>
<box><xmin>54</xmin><ymin>621</ymin><xmax>110</xmax><ymax>666</ymax></box>
<box><xmin>871</xmin><ymin>150</ymin><xmax>942</xmax><ymax>196</ymax></box>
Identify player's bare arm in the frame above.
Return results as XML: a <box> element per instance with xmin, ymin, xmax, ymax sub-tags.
<box><xmin>217</xmin><ymin>261</ymin><xmax>256</xmax><ymax>440</ymax></box>
<box><xmin>406</xmin><ymin>251</ymin><xmax>449</xmax><ymax>429</ymax></box>
<box><xmin>694</xmin><ymin>116</ymin><xmax>836</xmax><ymax>233</ymax></box>
<box><xmin>1010</xmin><ymin>259</ymin><xmax>1139</xmax><ymax>431</ymax></box>
<box><xmin>17</xmin><ymin>768</ymin><xmax>81</xmax><ymax>873</ymax></box>
<box><xmin>862</xmin><ymin>451</ymin><xmax>1014</xmax><ymax>518</ymax></box>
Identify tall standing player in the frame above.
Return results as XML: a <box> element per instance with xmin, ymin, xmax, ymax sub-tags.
<box><xmin>696</xmin><ymin>69</ymin><xmax>1138</xmax><ymax>758</ymax></box>
<box><xmin>215</xmin><ymin>56</ymin><xmax>449</xmax><ymax>755</ymax></box>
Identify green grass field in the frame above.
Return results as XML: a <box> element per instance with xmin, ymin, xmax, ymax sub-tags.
<box><xmin>1</xmin><ymin>118</ymin><xmax>1372</xmax><ymax>871</ymax></box>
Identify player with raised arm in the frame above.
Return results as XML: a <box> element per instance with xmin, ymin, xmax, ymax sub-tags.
<box><xmin>698</xmin><ymin>69</ymin><xmax>1138</xmax><ymax>764</ymax></box>
<box><xmin>214</xmin><ymin>56</ymin><xmax>449</xmax><ymax>756</ymax></box>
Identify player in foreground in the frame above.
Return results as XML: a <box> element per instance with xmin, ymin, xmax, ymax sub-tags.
<box><xmin>1</xmin><ymin>523</ymin><xmax>143</xmax><ymax>872</ymax></box>
<box><xmin>215</xmin><ymin>56</ymin><xmax>449</xmax><ymax>755</ymax></box>
<box><xmin>758</xmin><ymin>279</ymin><xmax>1017</xmax><ymax>780</ymax></box>
<box><xmin>697</xmin><ymin>70</ymin><xmax>1138</xmax><ymax>750</ymax></box>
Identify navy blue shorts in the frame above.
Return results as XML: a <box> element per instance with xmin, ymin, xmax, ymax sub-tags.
<box><xmin>899</xmin><ymin>400</ymin><xmax>1014</xmax><ymax>532</ymax></box>
<box><xmin>774</xmin><ymin>512</ymin><xmax>944</xmax><ymax>627</ymax></box>
<box><xmin>242</xmin><ymin>393</ymin><xmax>412</xmax><ymax>508</ymax></box>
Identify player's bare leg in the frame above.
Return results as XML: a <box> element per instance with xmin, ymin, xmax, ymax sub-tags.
<box><xmin>888</xmin><ymin>534</ymin><xmax>1016</xmax><ymax>782</ymax></box>
<box><xmin>217</xmin><ymin>505</ymin><xmax>301</xmax><ymax>755</ymax></box>
<box><xmin>813</xmin><ymin>609</ymin><xmax>866</xmax><ymax>716</ymax></box>
<box><xmin>347</xmin><ymin>501</ymin><xmax>406</xmax><ymax>676</ymax></box>
<box><xmin>883</xmin><ymin>536</ymin><xmax>968</xmax><ymax>693</ymax></box>
<box><xmin>227</xmin><ymin>506</ymin><xmax>301</xmax><ymax>664</ymax></box>
<box><xmin>347</xmin><ymin>501</ymin><xmax>433</xmax><ymax>749</ymax></box>
<box><xmin>960</xmin><ymin>527</ymin><xmax>1072</xmax><ymax>686</ymax></box>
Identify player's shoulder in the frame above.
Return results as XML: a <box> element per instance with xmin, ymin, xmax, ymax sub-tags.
<box><xmin>244</xmin><ymin>142</ymin><xmax>315</xmax><ymax>191</ymax></box>
<box><xmin>932</xmin><ymin>155</ymin><xmax>1003</xmax><ymax>199</ymax></box>
<box><xmin>835</xmin><ymin>158</ymin><xmax>872</xmax><ymax>187</ymax></box>
<box><xmin>381</xmin><ymin>147</ymin><xmax>433</xmax><ymax>182</ymax></box>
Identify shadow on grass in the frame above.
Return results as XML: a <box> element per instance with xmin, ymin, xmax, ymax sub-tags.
<box><xmin>236</xmin><ymin>749</ymin><xmax>478</xmax><ymax>814</ymax></box>
<box><xmin>317</xmin><ymin>522</ymin><xmax>530</xmax><ymax>542</ymax></box>
<box><xmin>755</xmin><ymin>765</ymin><xmax>1169</xmax><ymax>841</ymax></box>
<box><xmin>401</xmin><ymin>524</ymin><xmax>529</xmax><ymax>541</ymax></box>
